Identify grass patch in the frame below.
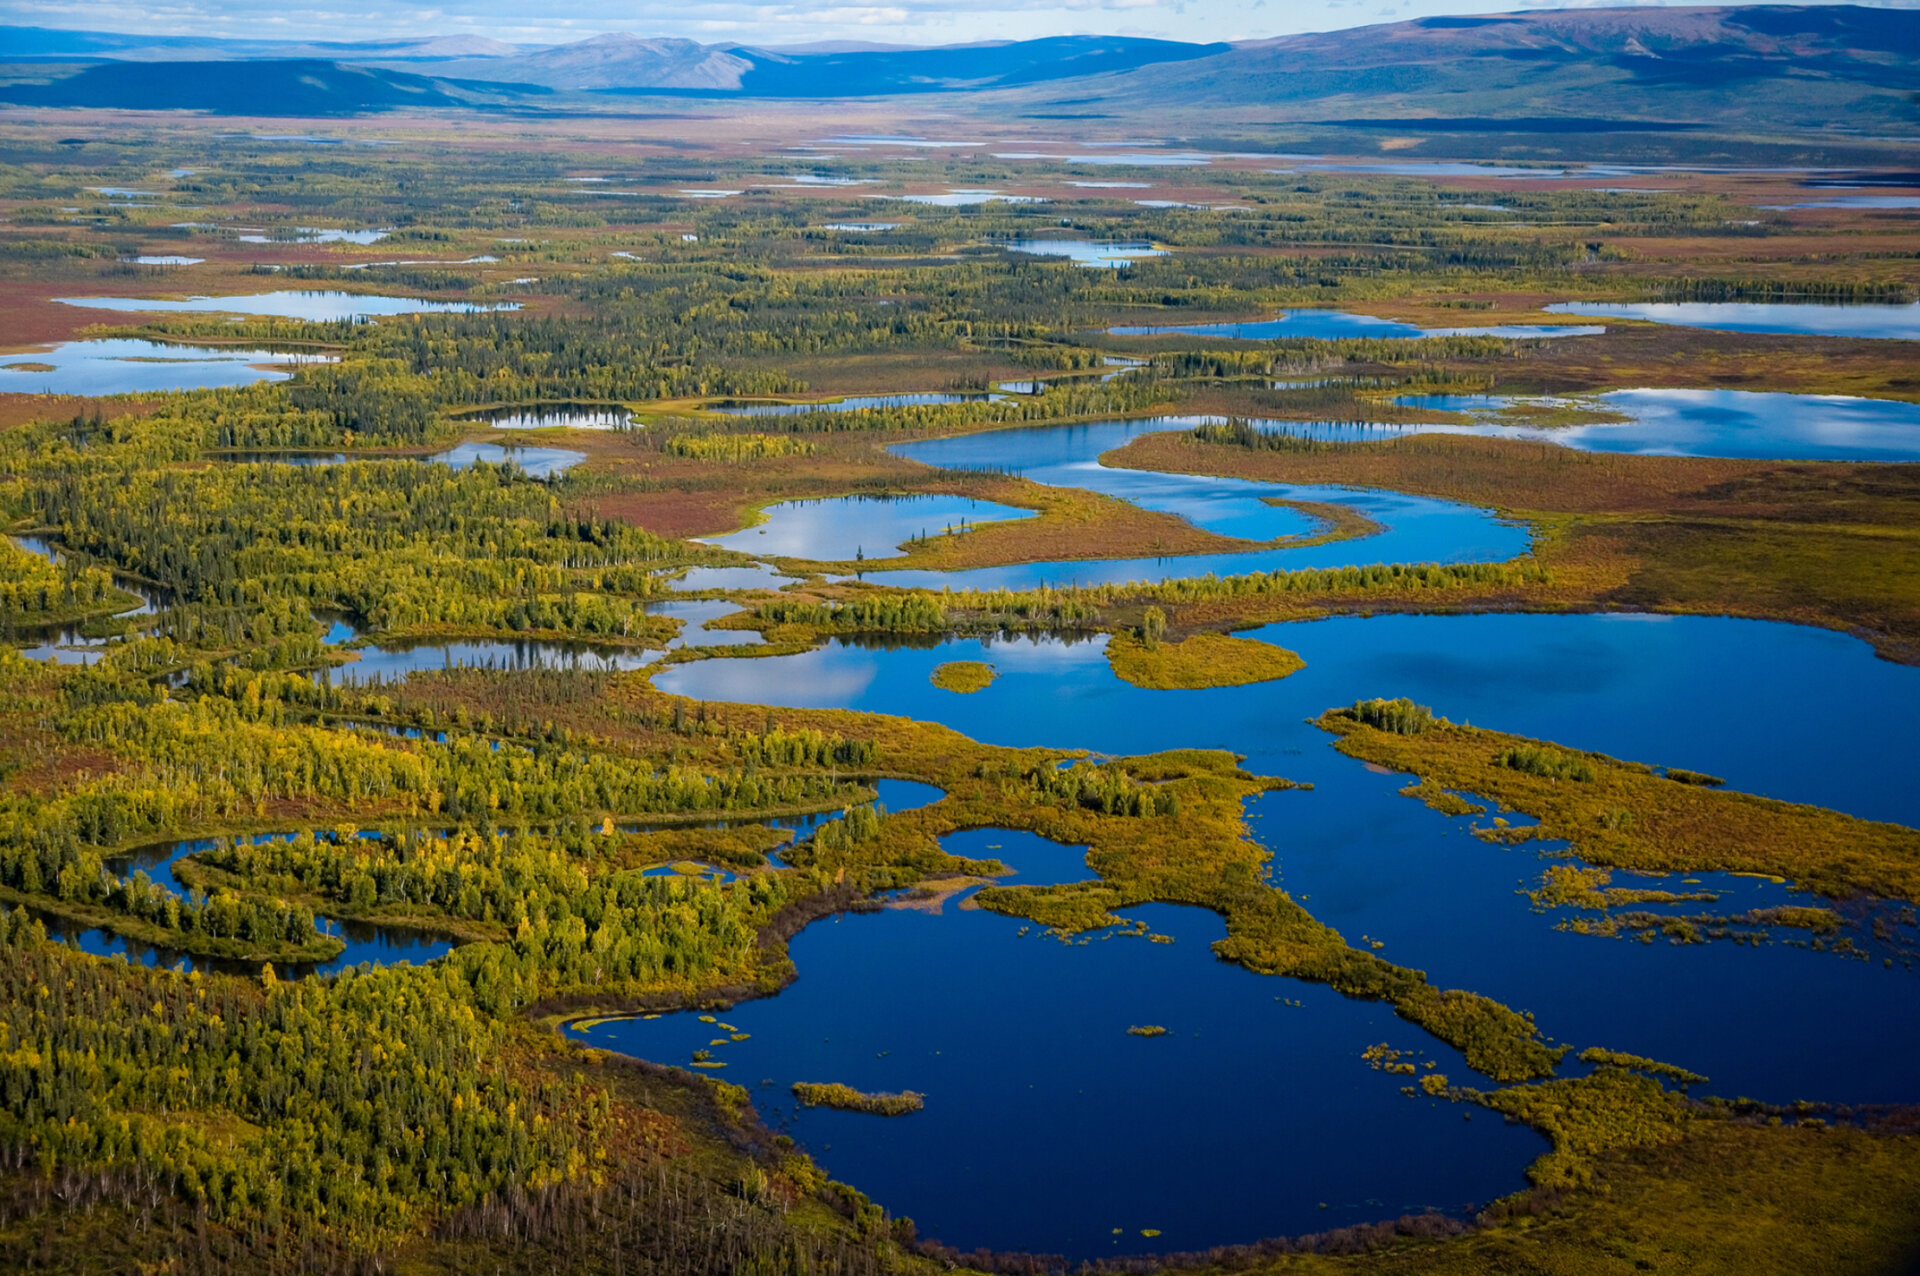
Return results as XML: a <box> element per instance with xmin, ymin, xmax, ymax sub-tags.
<box><xmin>1319</xmin><ymin>704</ymin><xmax>1920</xmax><ymax>900</ymax></box>
<box><xmin>930</xmin><ymin>660</ymin><xmax>996</xmax><ymax>693</ymax></box>
<box><xmin>790</xmin><ymin>1082</ymin><xmax>924</xmax><ymax>1116</ymax></box>
<box><xmin>1106</xmin><ymin>631</ymin><xmax>1305</xmax><ymax>690</ymax></box>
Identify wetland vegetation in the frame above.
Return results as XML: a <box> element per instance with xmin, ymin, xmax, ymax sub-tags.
<box><xmin>1</xmin><ymin>92</ymin><xmax>1918</xmax><ymax>1276</ymax></box>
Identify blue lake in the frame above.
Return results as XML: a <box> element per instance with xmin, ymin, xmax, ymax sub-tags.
<box><xmin>1275</xmin><ymin>388</ymin><xmax>1920</xmax><ymax>462</ymax></box>
<box><xmin>657</xmin><ymin>612</ymin><xmax>1920</xmax><ymax>1117</ymax></box>
<box><xmin>1108</xmin><ymin>310</ymin><xmax>1605</xmax><ymax>341</ymax></box>
<box><xmin>57</xmin><ymin>291</ymin><xmax>516</xmax><ymax>321</ymax></box>
<box><xmin>572</xmin><ymin>874</ymin><xmax>1545</xmax><ymax>1260</ymax></box>
<box><xmin>0</xmin><ymin>338</ymin><xmax>332</xmax><ymax>395</ymax></box>
<box><xmin>702</xmin><ymin>494</ymin><xmax>1038</xmax><ymax>561</ymax></box>
<box><xmin>857</xmin><ymin>417</ymin><xmax>1529</xmax><ymax>589</ymax></box>
<box><xmin>1543</xmin><ymin>300</ymin><xmax>1920</xmax><ymax>340</ymax></box>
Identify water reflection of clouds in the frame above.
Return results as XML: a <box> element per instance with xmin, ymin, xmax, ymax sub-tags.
<box><xmin>683</xmin><ymin>646</ymin><xmax>879</xmax><ymax>706</ymax></box>
<box><xmin>976</xmin><ymin>632</ymin><xmax>1110</xmax><ymax>672</ymax></box>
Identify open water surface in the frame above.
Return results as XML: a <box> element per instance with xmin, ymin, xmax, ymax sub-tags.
<box><xmin>656</xmin><ymin>613</ymin><xmax>1920</xmax><ymax>1110</ymax></box>
<box><xmin>997</xmin><ymin>238</ymin><xmax>1166</xmax><ymax>267</ymax></box>
<box><xmin>702</xmin><ymin>494</ymin><xmax>1038</xmax><ymax>561</ymax></box>
<box><xmin>1253</xmin><ymin>388</ymin><xmax>1920</xmax><ymax>462</ymax></box>
<box><xmin>0</xmin><ymin>338</ymin><xmax>332</xmax><ymax>394</ymax></box>
<box><xmin>57</xmin><ymin>290</ymin><xmax>516</xmax><ymax>321</ymax></box>
<box><xmin>1542</xmin><ymin>300</ymin><xmax>1920</xmax><ymax>340</ymax></box>
<box><xmin>1108</xmin><ymin>310</ymin><xmax>1605</xmax><ymax>340</ymax></box>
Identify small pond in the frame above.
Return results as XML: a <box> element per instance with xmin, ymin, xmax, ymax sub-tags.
<box><xmin>428</xmin><ymin>442</ymin><xmax>585</xmax><ymax>476</ymax></box>
<box><xmin>889</xmin><ymin>190</ymin><xmax>1046</xmax><ymax>206</ymax></box>
<box><xmin>701</xmin><ymin>494</ymin><xmax>1038</xmax><ymax>562</ymax></box>
<box><xmin>464</xmin><ymin>405</ymin><xmax>635</xmax><ymax>431</ymax></box>
<box><xmin>235</xmin><ymin>227</ymin><xmax>392</xmax><ymax>244</ymax></box>
<box><xmin>1</xmin><ymin>338</ymin><xmax>332</xmax><ymax>395</ymax></box>
<box><xmin>997</xmin><ymin>239</ymin><xmax>1166</xmax><ymax>268</ymax></box>
<box><xmin>1108</xmin><ymin>310</ymin><xmax>1604</xmax><ymax>340</ymax></box>
<box><xmin>57</xmin><ymin>291</ymin><xmax>516</xmax><ymax>321</ymax></box>
<box><xmin>331</xmin><ymin>637</ymin><xmax>661</xmax><ymax>684</ymax></box>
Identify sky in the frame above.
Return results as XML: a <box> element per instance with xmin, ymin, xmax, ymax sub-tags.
<box><xmin>2</xmin><ymin>0</ymin><xmax>1914</xmax><ymax>50</ymax></box>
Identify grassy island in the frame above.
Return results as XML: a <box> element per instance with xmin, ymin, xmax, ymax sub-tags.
<box><xmin>1318</xmin><ymin>699</ymin><xmax>1920</xmax><ymax>900</ymax></box>
<box><xmin>792</xmin><ymin>1082</ymin><xmax>926</xmax><ymax>1115</ymax></box>
<box><xmin>930</xmin><ymin>660</ymin><xmax>996</xmax><ymax>693</ymax></box>
<box><xmin>1106</xmin><ymin>630</ymin><xmax>1305</xmax><ymax>690</ymax></box>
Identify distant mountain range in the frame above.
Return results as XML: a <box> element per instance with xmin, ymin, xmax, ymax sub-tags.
<box><xmin>2</xmin><ymin>5</ymin><xmax>1917</xmax><ymax>132</ymax></box>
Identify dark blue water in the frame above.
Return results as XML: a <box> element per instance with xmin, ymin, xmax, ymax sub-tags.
<box><xmin>1263</xmin><ymin>389</ymin><xmax>1920</xmax><ymax>462</ymax></box>
<box><xmin>571</xmin><ymin>869</ymin><xmax>1545</xmax><ymax>1259</ymax></box>
<box><xmin>1543</xmin><ymin>300</ymin><xmax>1920</xmax><ymax>340</ymax></box>
<box><xmin>1107</xmin><ymin>311</ymin><xmax>1604</xmax><ymax>340</ymax></box>
<box><xmin>658</xmin><ymin>613</ymin><xmax>1920</xmax><ymax>1113</ymax></box>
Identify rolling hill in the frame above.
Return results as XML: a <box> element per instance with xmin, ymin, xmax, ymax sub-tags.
<box><xmin>0</xmin><ymin>59</ymin><xmax>535</xmax><ymax>114</ymax></box>
<box><xmin>1019</xmin><ymin>6</ymin><xmax>1920</xmax><ymax>132</ymax></box>
<box><xmin>0</xmin><ymin>6</ymin><xmax>1916</xmax><ymax>134</ymax></box>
